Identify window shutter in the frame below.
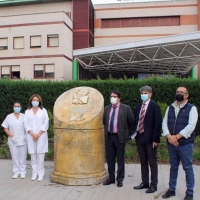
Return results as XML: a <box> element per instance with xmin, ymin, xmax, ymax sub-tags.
<box><xmin>45</xmin><ymin>64</ymin><xmax>54</xmax><ymax>73</ymax></box>
<box><xmin>14</xmin><ymin>37</ymin><xmax>24</xmax><ymax>49</ymax></box>
<box><xmin>48</xmin><ymin>35</ymin><xmax>59</xmax><ymax>47</ymax></box>
<box><xmin>31</xmin><ymin>36</ymin><xmax>41</xmax><ymax>47</ymax></box>
<box><xmin>12</xmin><ymin>66</ymin><xmax>20</xmax><ymax>72</ymax></box>
<box><xmin>2</xmin><ymin>66</ymin><xmax>10</xmax><ymax>74</ymax></box>
<box><xmin>0</xmin><ymin>38</ymin><xmax>8</xmax><ymax>46</ymax></box>
<box><xmin>35</xmin><ymin>64</ymin><xmax>43</xmax><ymax>70</ymax></box>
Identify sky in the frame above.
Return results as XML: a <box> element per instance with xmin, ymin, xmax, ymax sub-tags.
<box><xmin>91</xmin><ymin>0</ymin><xmax>170</xmax><ymax>4</ymax></box>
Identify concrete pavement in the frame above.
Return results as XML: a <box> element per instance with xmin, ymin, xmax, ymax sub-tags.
<box><xmin>0</xmin><ymin>159</ymin><xmax>200</xmax><ymax>200</ymax></box>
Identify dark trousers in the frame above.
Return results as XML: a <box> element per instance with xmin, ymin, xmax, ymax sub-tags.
<box><xmin>136</xmin><ymin>133</ymin><xmax>158</xmax><ymax>186</ymax></box>
<box><xmin>106</xmin><ymin>134</ymin><xmax>126</xmax><ymax>183</ymax></box>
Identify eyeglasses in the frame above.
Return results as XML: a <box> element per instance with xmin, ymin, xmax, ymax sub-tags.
<box><xmin>110</xmin><ymin>96</ymin><xmax>118</xmax><ymax>98</ymax></box>
<box><xmin>176</xmin><ymin>91</ymin><xmax>188</xmax><ymax>95</ymax></box>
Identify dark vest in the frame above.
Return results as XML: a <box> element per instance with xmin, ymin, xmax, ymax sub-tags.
<box><xmin>167</xmin><ymin>103</ymin><xmax>195</xmax><ymax>144</ymax></box>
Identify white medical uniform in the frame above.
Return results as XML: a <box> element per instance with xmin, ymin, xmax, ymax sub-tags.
<box><xmin>24</xmin><ymin>108</ymin><xmax>49</xmax><ymax>177</ymax></box>
<box><xmin>1</xmin><ymin>113</ymin><xmax>27</xmax><ymax>175</ymax></box>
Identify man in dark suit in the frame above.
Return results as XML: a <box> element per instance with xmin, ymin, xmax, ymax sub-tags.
<box><xmin>132</xmin><ymin>86</ymin><xmax>162</xmax><ymax>193</ymax></box>
<box><xmin>103</xmin><ymin>90</ymin><xmax>134</xmax><ymax>187</ymax></box>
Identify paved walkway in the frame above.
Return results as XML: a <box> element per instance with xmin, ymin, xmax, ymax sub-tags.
<box><xmin>0</xmin><ymin>159</ymin><xmax>200</xmax><ymax>200</ymax></box>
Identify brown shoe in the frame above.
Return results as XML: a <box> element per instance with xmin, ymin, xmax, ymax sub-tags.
<box><xmin>117</xmin><ymin>181</ymin><xmax>123</xmax><ymax>187</ymax></box>
<box><xmin>103</xmin><ymin>179</ymin><xmax>115</xmax><ymax>185</ymax></box>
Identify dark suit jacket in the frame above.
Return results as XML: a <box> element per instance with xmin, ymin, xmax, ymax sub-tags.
<box><xmin>103</xmin><ymin>102</ymin><xmax>134</xmax><ymax>144</ymax></box>
<box><xmin>132</xmin><ymin>100</ymin><xmax>162</xmax><ymax>144</ymax></box>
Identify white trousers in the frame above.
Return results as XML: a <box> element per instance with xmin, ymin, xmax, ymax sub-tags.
<box><xmin>30</xmin><ymin>142</ymin><xmax>45</xmax><ymax>177</ymax></box>
<box><xmin>9</xmin><ymin>144</ymin><xmax>27</xmax><ymax>175</ymax></box>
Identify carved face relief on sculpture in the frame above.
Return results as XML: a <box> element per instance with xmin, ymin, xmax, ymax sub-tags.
<box><xmin>72</xmin><ymin>89</ymin><xmax>90</xmax><ymax>105</ymax></box>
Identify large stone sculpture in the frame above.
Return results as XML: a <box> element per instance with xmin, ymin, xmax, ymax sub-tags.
<box><xmin>50</xmin><ymin>86</ymin><xmax>108</xmax><ymax>185</ymax></box>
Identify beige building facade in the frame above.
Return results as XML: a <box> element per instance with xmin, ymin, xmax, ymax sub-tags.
<box><xmin>94</xmin><ymin>0</ymin><xmax>198</xmax><ymax>46</ymax></box>
<box><xmin>1</xmin><ymin>0</ymin><xmax>200</xmax><ymax>80</ymax></box>
<box><xmin>0</xmin><ymin>2</ymin><xmax>73</xmax><ymax>81</ymax></box>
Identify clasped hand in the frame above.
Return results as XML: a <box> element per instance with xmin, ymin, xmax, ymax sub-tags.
<box><xmin>32</xmin><ymin>133</ymin><xmax>40</xmax><ymax>141</ymax></box>
<box><xmin>168</xmin><ymin>135</ymin><xmax>179</xmax><ymax>147</ymax></box>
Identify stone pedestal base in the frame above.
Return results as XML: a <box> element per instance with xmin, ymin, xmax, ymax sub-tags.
<box><xmin>50</xmin><ymin>170</ymin><xmax>108</xmax><ymax>186</ymax></box>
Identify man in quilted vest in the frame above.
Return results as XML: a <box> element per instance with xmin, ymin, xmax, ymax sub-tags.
<box><xmin>162</xmin><ymin>86</ymin><xmax>198</xmax><ymax>200</ymax></box>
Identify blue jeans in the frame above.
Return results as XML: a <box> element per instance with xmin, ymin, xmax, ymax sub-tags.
<box><xmin>167</xmin><ymin>142</ymin><xmax>194</xmax><ymax>195</ymax></box>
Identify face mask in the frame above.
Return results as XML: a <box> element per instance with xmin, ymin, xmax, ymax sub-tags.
<box><xmin>176</xmin><ymin>94</ymin><xmax>184</xmax><ymax>102</ymax></box>
<box><xmin>14</xmin><ymin>107</ymin><xmax>21</xmax><ymax>113</ymax></box>
<box><xmin>141</xmin><ymin>94</ymin><xmax>149</xmax><ymax>102</ymax></box>
<box><xmin>110</xmin><ymin>97</ymin><xmax>117</xmax><ymax>105</ymax></box>
<box><xmin>32</xmin><ymin>101</ymin><xmax>39</xmax><ymax>107</ymax></box>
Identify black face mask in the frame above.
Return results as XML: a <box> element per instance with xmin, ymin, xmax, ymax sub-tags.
<box><xmin>176</xmin><ymin>94</ymin><xmax>184</xmax><ymax>102</ymax></box>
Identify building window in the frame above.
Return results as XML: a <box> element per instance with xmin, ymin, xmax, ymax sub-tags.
<box><xmin>34</xmin><ymin>64</ymin><xmax>43</xmax><ymax>78</ymax></box>
<box><xmin>0</xmin><ymin>38</ymin><xmax>8</xmax><ymax>50</ymax></box>
<box><xmin>11</xmin><ymin>66</ymin><xmax>20</xmax><ymax>79</ymax></box>
<box><xmin>47</xmin><ymin>35</ymin><xmax>59</xmax><ymax>47</ymax></box>
<box><xmin>101</xmin><ymin>16</ymin><xmax>180</xmax><ymax>28</ymax></box>
<box><xmin>1</xmin><ymin>65</ymin><xmax>20</xmax><ymax>79</ymax></box>
<box><xmin>13</xmin><ymin>37</ymin><xmax>24</xmax><ymax>49</ymax></box>
<box><xmin>1</xmin><ymin>66</ymin><xmax>10</xmax><ymax>78</ymax></box>
<box><xmin>30</xmin><ymin>35</ymin><xmax>41</xmax><ymax>48</ymax></box>
<box><xmin>45</xmin><ymin>64</ymin><xmax>55</xmax><ymax>77</ymax></box>
<box><xmin>34</xmin><ymin>64</ymin><xmax>54</xmax><ymax>79</ymax></box>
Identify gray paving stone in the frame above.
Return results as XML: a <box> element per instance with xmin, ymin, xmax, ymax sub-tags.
<box><xmin>0</xmin><ymin>159</ymin><xmax>200</xmax><ymax>200</ymax></box>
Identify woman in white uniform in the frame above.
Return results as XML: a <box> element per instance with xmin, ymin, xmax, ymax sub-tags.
<box><xmin>1</xmin><ymin>102</ymin><xmax>27</xmax><ymax>179</ymax></box>
<box><xmin>24</xmin><ymin>94</ymin><xmax>49</xmax><ymax>181</ymax></box>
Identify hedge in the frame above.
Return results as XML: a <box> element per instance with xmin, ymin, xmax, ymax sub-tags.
<box><xmin>0</xmin><ymin>77</ymin><xmax>200</xmax><ymax>138</ymax></box>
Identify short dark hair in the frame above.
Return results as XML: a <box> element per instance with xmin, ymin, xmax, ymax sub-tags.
<box><xmin>177</xmin><ymin>86</ymin><xmax>190</xmax><ymax>99</ymax></box>
<box><xmin>13</xmin><ymin>101</ymin><xmax>22</xmax><ymax>107</ymax></box>
<box><xmin>110</xmin><ymin>90</ymin><xmax>122</xmax><ymax>99</ymax></box>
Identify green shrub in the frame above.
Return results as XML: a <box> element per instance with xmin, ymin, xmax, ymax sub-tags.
<box><xmin>1</xmin><ymin>77</ymin><xmax>200</xmax><ymax>162</ymax></box>
<box><xmin>1</xmin><ymin>77</ymin><xmax>200</xmax><ymax>138</ymax></box>
<box><xmin>45</xmin><ymin>146</ymin><xmax>54</xmax><ymax>160</ymax></box>
<box><xmin>47</xmin><ymin>109</ymin><xmax>54</xmax><ymax>140</ymax></box>
<box><xmin>0</xmin><ymin>136</ymin><xmax>10</xmax><ymax>159</ymax></box>
<box><xmin>157</xmin><ymin>102</ymin><xmax>168</xmax><ymax>119</ymax></box>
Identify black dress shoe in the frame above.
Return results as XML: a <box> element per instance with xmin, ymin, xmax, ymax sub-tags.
<box><xmin>184</xmin><ymin>194</ymin><xmax>193</xmax><ymax>200</ymax></box>
<box><xmin>103</xmin><ymin>179</ymin><xmax>115</xmax><ymax>185</ymax></box>
<box><xmin>146</xmin><ymin>186</ymin><xmax>157</xmax><ymax>193</ymax></box>
<box><xmin>162</xmin><ymin>189</ymin><xmax>176</xmax><ymax>199</ymax></box>
<box><xmin>117</xmin><ymin>181</ymin><xmax>123</xmax><ymax>187</ymax></box>
<box><xmin>133</xmin><ymin>183</ymin><xmax>149</xmax><ymax>189</ymax></box>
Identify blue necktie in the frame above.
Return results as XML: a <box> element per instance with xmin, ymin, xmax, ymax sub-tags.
<box><xmin>110</xmin><ymin>107</ymin><xmax>117</xmax><ymax>134</ymax></box>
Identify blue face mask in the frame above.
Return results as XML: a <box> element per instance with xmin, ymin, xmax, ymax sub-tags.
<box><xmin>141</xmin><ymin>94</ymin><xmax>149</xmax><ymax>102</ymax></box>
<box><xmin>32</xmin><ymin>101</ymin><xmax>39</xmax><ymax>107</ymax></box>
<box><xmin>14</xmin><ymin>107</ymin><xmax>21</xmax><ymax>113</ymax></box>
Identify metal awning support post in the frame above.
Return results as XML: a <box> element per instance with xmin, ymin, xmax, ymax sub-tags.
<box><xmin>73</xmin><ymin>59</ymin><xmax>78</xmax><ymax>81</ymax></box>
<box><xmin>191</xmin><ymin>67</ymin><xmax>195</xmax><ymax>79</ymax></box>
